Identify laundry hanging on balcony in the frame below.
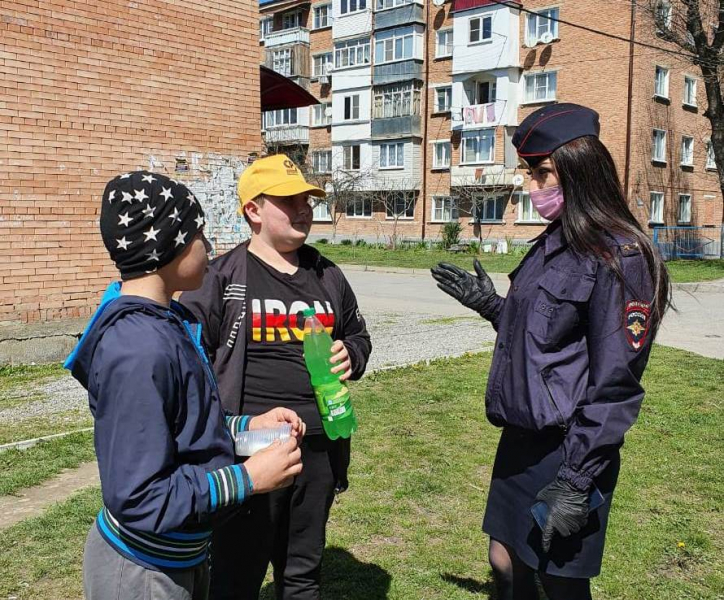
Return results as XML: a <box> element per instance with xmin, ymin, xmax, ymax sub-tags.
<box><xmin>462</xmin><ymin>101</ymin><xmax>500</xmax><ymax>126</ymax></box>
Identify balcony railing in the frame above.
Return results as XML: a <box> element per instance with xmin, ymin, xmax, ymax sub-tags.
<box><xmin>263</xmin><ymin>125</ymin><xmax>310</xmax><ymax>145</ymax></box>
<box><xmin>264</xmin><ymin>27</ymin><xmax>310</xmax><ymax>48</ymax></box>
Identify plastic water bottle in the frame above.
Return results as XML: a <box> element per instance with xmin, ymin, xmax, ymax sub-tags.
<box><xmin>234</xmin><ymin>424</ymin><xmax>292</xmax><ymax>456</ymax></box>
<box><xmin>302</xmin><ymin>308</ymin><xmax>358</xmax><ymax>440</ymax></box>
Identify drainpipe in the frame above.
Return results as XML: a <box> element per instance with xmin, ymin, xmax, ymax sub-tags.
<box><xmin>623</xmin><ymin>0</ymin><xmax>636</xmax><ymax>199</ymax></box>
<box><xmin>420</xmin><ymin>0</ymin><xmax>431</xmax><ymax>241</ymax></box>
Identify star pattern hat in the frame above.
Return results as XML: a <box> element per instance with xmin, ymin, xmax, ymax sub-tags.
<box><xmin>100</xmin><ymin>171</ymin><xmax>205</xmax><ymax>280</ymax></box>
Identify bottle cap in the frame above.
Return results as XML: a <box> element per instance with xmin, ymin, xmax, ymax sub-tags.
<box><xmin>302</xmin><ymin>308</ymin><xmax>316</xmax><ymax>318</ymax></box>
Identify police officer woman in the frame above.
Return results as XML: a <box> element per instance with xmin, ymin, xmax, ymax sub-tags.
<box><xmin>431</xmin><ymin>103</ymin><xmax>671</xmax><ymax>600</ymax></box>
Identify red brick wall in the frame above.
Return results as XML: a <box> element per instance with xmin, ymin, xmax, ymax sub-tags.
<box><xmin>0</xmin><ymin>0</ymin><xmax>261</xmax><ymax>323</ymax></box>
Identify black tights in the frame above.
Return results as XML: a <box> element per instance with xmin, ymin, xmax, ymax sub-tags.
<box><xmin>489</xmin><ymin>539</ymin><xmax>592</xmax><ymax>600</ymax></box>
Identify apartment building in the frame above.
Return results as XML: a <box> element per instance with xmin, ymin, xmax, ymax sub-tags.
<box><xmin>258</xmin><ymin>0</ymin><xmax>723</xmax><ymax>244</ymax></box>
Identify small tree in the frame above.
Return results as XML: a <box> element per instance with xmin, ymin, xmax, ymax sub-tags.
<box><xmin>372</xmin><ymin>178</ymin><xmax>420</xmax><ymax>250</ymax></box>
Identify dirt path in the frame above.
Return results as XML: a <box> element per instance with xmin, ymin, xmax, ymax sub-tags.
<box><xmin>0</xmin><ymin>461</ymin><xmax>99</xmax><ymax>530</ymax></box>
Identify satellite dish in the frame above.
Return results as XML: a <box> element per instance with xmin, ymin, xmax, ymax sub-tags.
<box><xmin>540</xmin><ymin>32</ymin><xmax>554</xmax><ymax>44</ymax></box>
<box><xmin>324</xmin><ymin>62</ymin><xmax>334</xmax><ymax>75</ymax></box>
<box><xmin>432</xmin><ymin>0</ymin><xmax>445</xmax><ymax>7</ymax></box>
<box><xmin>512</xmin><ymin>174</ymin><xmax>525</xmax><ymax>187</ymax></box>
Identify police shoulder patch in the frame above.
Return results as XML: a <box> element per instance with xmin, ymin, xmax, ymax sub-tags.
<box><xmin>624</xmin><ymin>300</ymin><xmax>651</xmax><ymax>350</ymax></box>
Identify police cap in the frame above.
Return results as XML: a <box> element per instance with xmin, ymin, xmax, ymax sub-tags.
<box><xmin>512</xmin><ymin>103</ymin><xmax>600</xmax><ymax>165</ymax></box>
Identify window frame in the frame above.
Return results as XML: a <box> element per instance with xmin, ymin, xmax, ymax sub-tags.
<box><xmin>312</xmin><ymin>103</ymin><xmax>332</xmax><ymax>127</ymax></box>
<box><xmin>655</xmin><ymin>0</ymin><xmax>673</xmax><ymax>31</ymax></box>
<box><xmin>340</xmin><ymin>0</ymin><xmax>367</xmax><ymax>16</ymax></box>
<box><xmin>312</xmin><ymin>52</ymin><xmax>334</xmax><ymax>78</ymax></box>
<box><xmin>461</xmin><ymin>128</ymin><xmax>496</xmax><ymax>165</ymax></box>
<box><xmin>263</xmin><ymin>108</ymin><xmax>298</xmax><ymax>129</ymax></box>
<box><xmin>372</xmin><ymin>82</ymin><xmax>421</xmax><ymax>119</ymax></box>
<box><xmin>384</xmin><ymin>191</ymin><xmax>415</xmax><ymax>220</ymax></box>
<box><xmin>680</xmin><ymin>135</ymin><xmax>694</xmax><ymax>167</ymax></box>
<box><xmin>313</xmin><ymin>4</ymin><xmax>332</xmax><ymax>29</ymax></box>
<box><xmin>346</xmin><ymin>195</ymin><xmax>372</xmax><ymax>217</ymax></box>
<box><xmin>683</xmin><ymin>75</ymin><xmax>697</xmax><ymax>107</ymax></box>
<box><xmin>654</xmin><ymin>65</ymin><xmax>670</xmax><ymax>99</ymax></box>
<box><xmin>706</xmin><ymin>141</ymin><xmax>717</xmax><ymax>170</ymax></box>
<box><xmin>523</xmin><ymin>71</ymin><xmax>557</xmax><ymax>104</ymax></box>
<box><xmin>515</xmin><ymin>191</ymin><xmax>545</xmax><ymax>224</ymax></box>
<box><xmin>334</xmin><ymin>37</ymin><xmax>371</xmax><ymax>69</ymax></box>
<box><xmin>471</xmin><ymin>194</ymin><xmax>506</xmax><ymax>223</ymax></box>
<box><xmin>281</xmin><ymin>11</ymin><xmax>302</xmax><ymax>30</ymax></box>
<box><xmin>260</xmin><ymin>17</ymin><xmax>274</xmax><ymax>41</ymax></box>
<box><xmin>311</xmin><ymin>198</ymin><xmax>333</xmax><ymax>221</ymax></box>
<box><xmin>312</xmin><ymin>149</ymin><xmax>332</xmax><ymax>174</ymax></box>
<box><xmin>434</xmin><ymin>85</ymin><xmax>452</xmax><ymax>113</ymax></box>
<box><xmin>652</xmin><ymin>128</ymin><xmax>667</xmax><ymax>163</ymax></box>
<box><xmin>272</xmin><ymin>48</ymin><xmax>293</xmax><ymax>77</ymax></box>
<box><xmin>649</xmin><ymin>191</ymin><xmax>665</xmax><ymax>224</ymax></box>
<box><xmin>375</xmin><ymin>0</ymin><xmax>411</xmax><ymax>10</ymax></box>
<box><xmin>677</xmin><ymin>193</ymin><xmax>692</xmax><ymax>223</ymax></box>
<box><xmin>343</xmin><ymin>95</ymin><xmax>361</xmax><ymax>121</ymax></box>
<box><xmin>379</xmin><ymin>141</ymin><xmax>405</xmax><ymax>170</ymax></box>
<box><xmin>374</xmin><ymin>26</ymin><xmax>416</xmax><ymax>65</ymax></box>
<box><xmin>432</xmin><ymin>140</ymin><xmax>451</xmax><ymax>170</ymax></box>
<box><xmin>468</xmin><ymin>15</ymin><xmax>493</xmax><ymax>45</ymax></box>
<box><xmin>525</xmin><ymin>7</ymin><xmax>560</xmax><ymax>46</ymax></box>
<box><xmin>343</xmin><ymin>145</ymin><xmax>361</xmax><ymax>171</ymax></box>
<box><xmin>431</xmin><ymin>195</ymin><xmax>459</xmax><ymax>223</ymax></box>
<box><xmin>435</xmin><ymin>28</ymin><xmax>453</xmax><ymax>58</ymax></box>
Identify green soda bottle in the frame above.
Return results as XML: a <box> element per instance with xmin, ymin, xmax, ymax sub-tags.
<box><xmin>302</xmin><ymin>307</ymin><xmax>358</xmax><ymax>440</ymax></box>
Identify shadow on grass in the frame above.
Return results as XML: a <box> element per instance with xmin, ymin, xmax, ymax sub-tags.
<box><xmin>261</xmin><ymin>546</ymin><xmax>391</xmax><ymax>599</ymax></box>
<box><xmin>441</xmin><ymin>572</ymin><xmax>497</xmax><ymax>597</ymax></box>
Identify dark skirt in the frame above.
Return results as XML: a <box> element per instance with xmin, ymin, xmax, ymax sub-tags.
<box><xmin>482</xmin><ymin>427</ymin><xmax>620</xmax><ymax>579</ymax></box>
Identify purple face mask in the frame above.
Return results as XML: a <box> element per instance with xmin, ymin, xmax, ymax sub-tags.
<box><xmin>530</xmin><ymin>185</ymin><xmax>565</xmax><ymax>221</ymax></box>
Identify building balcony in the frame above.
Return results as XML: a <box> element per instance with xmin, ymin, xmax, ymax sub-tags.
<box><xmin>374</xmin><ymin>3</ymin><xmax>424</xmax><ymax>30</ymax></box>
<box><xmin>264</xmin><ymin>27</ymin><xmax>310</xmax><ymax>48</ymax></box>
<box><xmin>263</xmin><ymin>125</ymin><xmax>310</xmax><ymax>145</ymax></box>
<box><xmin>263</xmin><ymin>44</ymin><xmax>311</xmax><ymax>79</ymax></box>
<box><xmin>451</xmin><ymin>100</ymin><xmax>508</xmax><ymax>131</ymax></box>
<box><xmin>373</xmin><ymin>59</ymin><xmax>423</xmax><ymax>85</ymax></box>
<box><xmin>451</xmin><ymin>164</ymin><xmax>517</xmax><ymax>188</ymax></box>
<box><xmin>371</xmin><ymin>115</ymin><xmax>421</xmax><ymax>139</ymax></box>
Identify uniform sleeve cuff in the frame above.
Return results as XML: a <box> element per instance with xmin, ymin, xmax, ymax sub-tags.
<box><xmin>225</xmin><ymin>415</ymin><xmax>252</xmax><ymax>434</ymax></box>
<box><xmin>557</xmin><ymin>465</ymin><xmax>594</xmax><ymax>492</ymax></box>
<box><xmin>206</xmin><ymin>464</ymin><xmax>253</xmax><ymax>512</ymax></box>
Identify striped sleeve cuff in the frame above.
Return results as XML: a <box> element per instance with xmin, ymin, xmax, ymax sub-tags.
<box><xmin>225</xmin><ymin>415</ymin><xmax>251</xmax><ymax>434</ymax></box>
<box><xmin>206</xmin><ymin>464</ymin><xmax>253</xmax><ymax>512</ymax></box>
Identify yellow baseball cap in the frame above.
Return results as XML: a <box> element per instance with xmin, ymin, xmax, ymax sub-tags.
<box><xmin>237</xmin><ymin>154</ymin><xmax>326</xmax><ymax>212</ymax></box>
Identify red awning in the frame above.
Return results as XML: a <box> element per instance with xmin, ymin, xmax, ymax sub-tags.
<box><xmin>451</xmin><ymin>0</ymin><xmax>519</xmax><ymax>13</ymax></box>
<box><xmin>260</xmin><ymin>65</ymin><xmax>319</xmax><ymax>111</ymax></box>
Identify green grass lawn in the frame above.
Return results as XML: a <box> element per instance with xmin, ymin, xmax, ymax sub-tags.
<box><xmin>1</xmin><ymin>346</ymin><xmax>721</xmax><ymax>599</ymax></box>
<box><xmin>0</xmin><ymin>364</ymin><xmax>66</xmax><ymax>411</ymax></box>
<box><xmin>312</xmin><ymin>243</ymin><xmax>724</xmax><ymax>284</ymax></box>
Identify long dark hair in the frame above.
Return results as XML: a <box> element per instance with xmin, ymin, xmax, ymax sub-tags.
<box><xmin>550</xmin><ymin>136</ymin><xmax>671</xmax><ymax>328</ymax></box>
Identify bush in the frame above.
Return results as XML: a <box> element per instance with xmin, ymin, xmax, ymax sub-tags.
<box><xmin>316</xmin><ymin>238</ymin><xmax>329</xmax><ymax>245</ymax></box>
<box><xmin>441</xmin><ymin>222</ymin><xmax>463</xmax><ymax>250</ymax></box>
<box><xmin>355</xmin><ymin>239</ymin><xmax>367</xmax><ymax>247</ymax></box>
<box><xmin>467</xmin><ymin>241</ymin><xmax>480</xmax><ymax>254</ymax></box>
<box><xmin>340</xmin><ymin>239</ymin><xmax>353</xmax><ymax>246</ymax></box>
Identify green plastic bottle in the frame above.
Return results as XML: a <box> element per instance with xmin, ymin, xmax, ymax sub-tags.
<box><xmin>302</xmin><ymin>307</ymin><xmax>358</xmax><ymax>440</ymax></box>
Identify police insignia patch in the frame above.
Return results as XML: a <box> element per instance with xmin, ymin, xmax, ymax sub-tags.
<box><xmin>625</xmin><ymin>300</ymin><xmax>651</xmax><ymax>350</ymax></box>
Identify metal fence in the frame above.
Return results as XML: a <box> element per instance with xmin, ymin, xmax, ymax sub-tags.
<box><xmin>652</xmin><ymin>226</ymin><xmax>724</xmax><ymax>260</ymax></box>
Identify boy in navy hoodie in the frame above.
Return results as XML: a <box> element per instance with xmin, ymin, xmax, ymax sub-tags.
<box><xmin>67</xmin><ymin>172</ymin><xmax>304</xmax><ymax>600</ymax></box>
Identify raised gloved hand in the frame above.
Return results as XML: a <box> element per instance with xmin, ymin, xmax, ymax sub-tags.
<box><xmin>430</xmin><ymin>259</ymin><xmax>499</xmax><ymax>319</ymax></box>
<box><xmin>536</xmin><ymin>478</ymin><xmax>590</xmax><ymax>553</ymax></box>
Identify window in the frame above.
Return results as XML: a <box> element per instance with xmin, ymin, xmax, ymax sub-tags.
<box><xmin>462</xmin><ymin>129</ymin><xmax>495</xmax><ymax>164</ymax></box>
<box><xmin>343</xmin><ymin>145</ymin><xmax>361</xmax><ymax>170</ymax></box>
<box><xmin>435</xmin><ymin>86</ymin><xmax>452</xmax><ymax>113</ymax></box>
<box><xmin>681</xmin><ymin>136</ymin><xmax>694</xmax><ymax>166</ymax></box>
<box><xmin>436</xmin><ymin>29</ymin><xmax>453</xmax><ymax>58</ymax></box>
<box><xmin>432</xmin><ymin>141</ymin><xmax>451</xmax><ymax>169</ymax></box>
<box><xmin>313</xmin><ymin>4</ymin><xmax>331</xmax><ymax>29</ymax></box>
<box><xmin>260</xmin><ymin>17</ymin><xmax>273</xmax><ymax>41</ymax></box>
<box><xmin>312</xmin><ymin>149</ymin><xmax>332</xmax><ymax>173</ymax></box>
<box><xmin>272</xmin><ymin>49</ymin><xmax>292</xmax><ymax>77</ymax></box>
<box><xmin>655</xmin><ymin>0</ymin><xmax>672</xmax><ymax>31</ymax></box>
<box><xmin>334</xmin><ymin>38</ymin><xmax>371</xmax><ymax>68</ymax></box>
<box><xmin>312</xmin><ymin>200</ymin><xmax>332</xmax><ymax>221</ymax></box>
<box><xmin>654</xmin><ymin>66</ymin><xmax>669</xmax><ymax>98</ymax></box>
<box><xmin>373</xmin><ymin>82</ymin><xmax>421</xmax><ymax>118</ymax></box>
<box><xmin>379</xmin><ymin>142</ymin><xmax>404</xmax><ymax>169</ymax></box>
<box><xmin>652</xmin><ymin>129</ymin><xmax>667</xmax><ymax>163</ymax></box>
<box><xmin>684</xmin><ymin>76</ymin><xmax>697</xmax><ymax>106</ymax></box>
<box><xmin>526</xmin><ymin>8</ymin><xmax>559</xmax><ymax>46</ymax></box>
<box><xmin>343</xmin><ymin>95</ymin><xmax>360</xmax><ymax>120</ymax></box>
<box><xmin>346</xmin><ymin>195</ymin><xmax>372</xmax><ymax>217</ymax></box>
<box><xmin>524</xmin><ymin>72</ymin><xmax>557</xmax><ymax>103</ymax></box>
<box><xmin>469</xmin><ymin>15</ymin><xmax>492</xmax><ymax>44</ymax></box>
<box><xmin>707</xmin><ymin>141</ymin><xmax>717</xmax><ymax>169</ymax></box>
<box><xmin>376</xmin><ymin>0</ymin><xmax>410</xmax><ymax>8</ymax></box>
<box><xmin>474</xmin><ymin>80</ymin><xmax>496</xmax><ymax>104</ymax></box>
<box><xmin>374</xmin><ymin>27</ymin><xmax>415</xmax><ymax>64</ymax></box>
<box><xmin>340</xmin><ymin>0</ymin><xmax>366</xmax><ymax>16</ymax></box>
<box><xmin>473</xmin><ymin>195</ymin><xmax>505</xmax><ymax>222</ymax></box>
<box><xmin>282</xmin><ymin>11</ymin><xmax>301</xmax><ymax>29</ymax></box>
<box><xmin>678</xmin><ymin>194</ymin><xmax>692</xmax><ymax>223</ymax></box>
<box><xmin>313</xmin><ymin>53</ymin><xmax>333</xmax><ymax>77</ymax></box>
<box><xmin>516</xmin><ymin>192</ymin><xmax>544</xmax><ymax>223</ymax></box>
<box><xmin>650</xmin><ymin>191</ymin><xmax>664</xmax><ymax>223</ymax></box>
<box><xmin>432</xmin><ymin>196</ymin><xmax>458</xmax><ymax>222</ymax></box>
<box><xmin>263</xmin><ymin>108</ymin><xmax>298</xmax><ymax>129</ymax></box>
<box><xmin>312</xmin><ymin>103</ymin><xmax>332</xmax><ymax>126</ymax></box>
<box><xmin>384</xmin><ymin>192</ymin><xmax>415</xmax><ymax>219</ymax></box>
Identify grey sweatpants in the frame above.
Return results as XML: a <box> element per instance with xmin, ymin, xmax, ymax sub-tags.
<box><xmin>83</xmin><ymin>524</ymin><xmax>209</xmax><ymax>600</ymax></box>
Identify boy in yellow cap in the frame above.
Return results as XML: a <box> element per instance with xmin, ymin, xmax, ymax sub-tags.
<box><xmin>181</xmin><ymin>154</ymin><xmax>372</xmax><ymax>600</ymax></box>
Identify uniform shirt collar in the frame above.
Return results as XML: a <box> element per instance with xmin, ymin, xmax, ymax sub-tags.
<box><xmin>529</xmin><ymin>220</ymin><xmax>568</xmax><ymax>257</ymax></box>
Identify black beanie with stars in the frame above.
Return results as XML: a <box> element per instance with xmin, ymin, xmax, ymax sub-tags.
<box><xmin>99</xmin><ymin>171</ymin><xmax>206</xmax><ymax>280</ymax></box>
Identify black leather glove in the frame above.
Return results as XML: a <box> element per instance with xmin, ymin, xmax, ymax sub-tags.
<box><xmin>430</xmin><ymin>260</ymin><xmax>499</xmax><ymax>319</ymax></box>
<box><xmin>536</xmin><ymin>478</ymin><xmax>590</xmax><ymax>553</ymax></box>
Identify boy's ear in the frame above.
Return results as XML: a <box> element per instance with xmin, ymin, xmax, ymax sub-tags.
<box><xmin>244</xmin><ymin>201</ymin><xmax>263</xmax><ymax>226</ymax></box>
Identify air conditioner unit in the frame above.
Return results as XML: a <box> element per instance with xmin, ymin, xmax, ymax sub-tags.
<box><xmin>319</xmin><ymin>75</ymin><xmax>329</xmax><ymax>85</ymax></box>
<box><xmin>540</xmin><ymin>32</ymin><xmax>554</xmax><ymax>44</ymax></box>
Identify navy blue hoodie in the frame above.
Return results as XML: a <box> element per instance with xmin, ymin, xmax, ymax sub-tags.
<box><xmin>67</xmin><ymin>283</ymin><xmax>253</xmax><ymax>570</ymax></box>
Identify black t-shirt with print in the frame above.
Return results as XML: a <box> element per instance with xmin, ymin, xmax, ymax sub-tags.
<box><xmin>243</xmin><ymin>252</ymin><xmax>336</xmax><ymax>434</ymax></box>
